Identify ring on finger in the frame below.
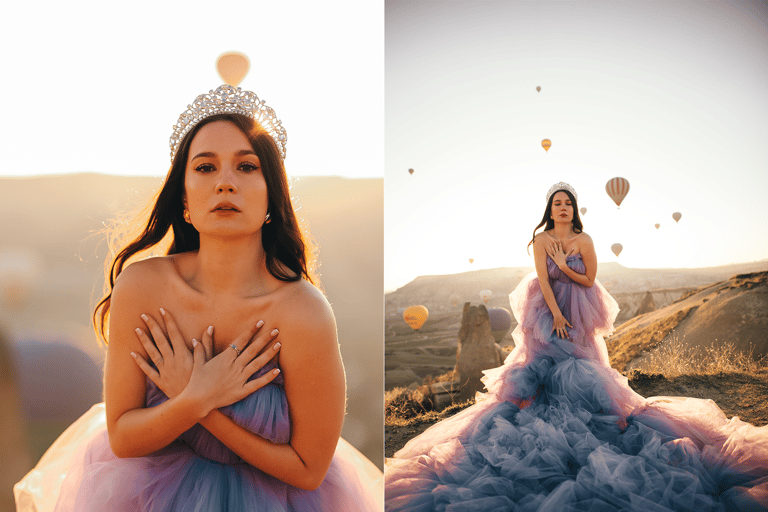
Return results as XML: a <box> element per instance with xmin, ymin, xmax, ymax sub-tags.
<box><xmin>230</xmin><ymin>343</ymin><xmax>241</xmax><ymax>356</ymax></box>
<box><xmin>155</xmin><ymin>356</ymin><xmax>164</xmax><ymax>365</ymax></box>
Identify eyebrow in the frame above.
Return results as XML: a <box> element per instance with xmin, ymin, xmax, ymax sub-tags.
<box><xmin>190</xmin><ymin>149</ymin><xmax>257</xmax><ymax>160</ymax></box>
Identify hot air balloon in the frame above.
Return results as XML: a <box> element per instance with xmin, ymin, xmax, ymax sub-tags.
<box><xmin>449</xmin><ymin>293</ymin><xmax>460</xmax><ymax>307</ymax></box>
<box><xmin>469</xmin><ymin>258</ymin><xmax>474</xmax><ymax>264</ymax></box>
<box><xmin>611</xmin><ymin>243</ymin><xmax>623</xmax><ymax>257</ymax></box>
<box><xmin>403</xmin><ymin>305</ymin><xmax>428</xmax><ymax>331</ymax></box>
<box><xmin>580</xmin><ymin>207</ymin><xmax>587</xmax><ymax>216</ymax></box>
<box><xmin>216</xmin><ymin>51</ymin><xmax>250</xmax><ymax>87</ymax></box>
<box><xmin>408</xmin><ymin>168</ymin><xmax>414</xmax><ymax>175</ymax></box>
<box><xmin>655</xmin><ymin>223</ymin><xmax>660</xmax><ymax>229</ymax></box>
<box><xmin>536</xmin><ymin>86</ymin><xmax>541</xmax><ymax>92</ymax></box>
<box><xmin>672</xmin><ymin>212</ymin><xmax>682</xmax><ymax>223</ymax></box>
<box><xmin>605</xmin><ymin>177</ymin><xmax>630</xmax><ymax>208</ymax></box>
<box><xmin>479</xmin><ymin>289</ymin><xmax>493</xmax><ymax>304</ymax></box>
<box><xmin>541</xmin><ymin>139</ymin><xmax>551</xmax><ymax>152</ymax></box>
<box><xmin>488</xmin><ymin>307</ymin><xmax>513</xmax><ymax>343</ymax></box>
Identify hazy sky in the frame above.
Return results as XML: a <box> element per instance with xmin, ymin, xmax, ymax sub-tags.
<box><xmin>385</xmin><ymin>0</ymin><xmax>768</xmax><ymax>291</ymax></box>
<box><xmin>2</xmin><ymin>0</ymin><xmax>382</xmax><ymax>179</ymax></box>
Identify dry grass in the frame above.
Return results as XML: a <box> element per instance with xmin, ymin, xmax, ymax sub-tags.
<box><xmin>607</xmin><ymin>307</ymin><xmax>694</xmax><ymax>372</ymax></box>
<box><xmin>635</xmin><ymin>339</ymin><xmax>768</xmax><ymax>377</ymax></box>
<box><xmin>385</xmin><ymin>367</ymin><xmax>475</xmax><ymax>426</ymax></box>
<box><xmin>384</xmin><ymin>385</ymin><xmax>435</xmax><ymax>424</ymax></box>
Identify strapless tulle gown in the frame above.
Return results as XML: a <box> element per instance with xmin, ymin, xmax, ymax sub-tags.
<box><xmin>385</xmin><ymin>255</ymin><xmax>768</xmax><ymax>511</ymax></box>
<box><xmin>15</xmin><ymin>360</ymin><xmax>383</xmax><ymax>511</ymax></box>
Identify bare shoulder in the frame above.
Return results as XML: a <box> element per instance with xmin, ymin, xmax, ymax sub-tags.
<box><xmin>533</xmin><ymin>231</ymin><xmax>550</xmax><ymax>245</ymax></box>
<box><xmin>275</xmin><ymin>280</ymin><xmax>337</xmax><ymax>347</ymax></box>
<box><xmin>281</xmin><ymin>280</ymin><xmax>335</xmax><ymax>328</ymax></box>
<box><xmin>111</xmin><ymin>256</ymin><xmax>176</xmax><ymax>305</ymax></box>
<box><xmin>575</xmin><ymin>231</ymin><xmax>594</xmax><ymax>247</ymax></box>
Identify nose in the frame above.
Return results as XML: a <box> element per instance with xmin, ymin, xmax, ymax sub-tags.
<box><xmin>216</xmin><ymin>167</ymin><xmax>238</xmax><ymax>194</ymax></box>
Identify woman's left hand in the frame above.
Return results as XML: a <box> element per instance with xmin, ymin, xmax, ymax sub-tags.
<box><xmin>547</xmin><ymin>240</ymin><xmax>573</xmax><ymax>270</ymax></box>
<box><xmin>131</xmin><ymin>308</ymin><xmax>208</xmax><ymax>399</ymax></box>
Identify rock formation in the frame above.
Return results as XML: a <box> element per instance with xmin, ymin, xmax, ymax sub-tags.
<box><xmin>456</xmin><ymin>303</ymin><xmax>502</xmax><ymax>402</ymax></box>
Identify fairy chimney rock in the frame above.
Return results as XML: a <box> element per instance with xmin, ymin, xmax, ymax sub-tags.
<box><xmin>636</xmin><ymin>291</ymin><xmax>657</xmax><ymax>316</ymax></box>
<box><xmin>457</xmin><ymin>303</ymin><xmax>502</xmax><ymax>402</ymax></box>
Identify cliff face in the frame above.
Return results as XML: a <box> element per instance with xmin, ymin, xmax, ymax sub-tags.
<box><xmin>607</xmin><ymin>271</ymin><xmax>768</xmax><ymax>371</ymax></box>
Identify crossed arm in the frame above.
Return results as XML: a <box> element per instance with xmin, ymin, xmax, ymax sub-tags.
<box><xmin>104</xmin><ymin>265</ymin><xmax>345</xmax><ymax>490</ymax></box>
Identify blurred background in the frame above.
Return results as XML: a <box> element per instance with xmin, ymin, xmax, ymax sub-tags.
<box><xmin>0</xmin><ymin>1</ymin><xmax>383</xmax><ymax>508</ymax></box>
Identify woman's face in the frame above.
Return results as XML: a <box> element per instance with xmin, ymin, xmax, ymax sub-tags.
<box><xmin>550</xmin><ymin>191</ymin><xmax>573</xmax><ymax>224</ymax></box>
<box><xmin>184</xmin><ymin>120</ymin><xmax>268</xmax><ymax>238</ymax></box>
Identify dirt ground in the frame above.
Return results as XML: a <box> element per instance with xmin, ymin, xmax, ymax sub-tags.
<box><xmin>385</xmin><ymin>369</ymin><xmax>768</xmax><ymax>458</ymax></box>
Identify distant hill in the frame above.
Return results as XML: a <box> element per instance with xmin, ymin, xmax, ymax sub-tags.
<box><xmin>385</xmin><ymin>260</ymin><xmax>768</xmax><ymax>316</ymax></box>
<box><xmin>608</xmin><ymin>270</ymin><xmax>768</xmax><ymax>371</ymax></box>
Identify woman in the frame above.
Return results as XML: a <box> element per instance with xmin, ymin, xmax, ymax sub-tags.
<box><xmin>385</xmin><ymin>182</ymin><xmax>768</xmax><ymax>511</ymax></box>
<box><xmin>15</xmin><ymin>85</ymin><xmax>382</xmax><ymax>511</ymax></box>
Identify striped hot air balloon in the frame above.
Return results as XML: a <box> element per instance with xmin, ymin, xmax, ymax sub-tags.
<box><xmin>541</xmin><ymin>139</ymin><xmax>551</xmax><ymax>152</ymax></box>
<box><xmin>605</xmin><ymin>177</ymin><xmax>630</xmax><ymax>208</ymax></box>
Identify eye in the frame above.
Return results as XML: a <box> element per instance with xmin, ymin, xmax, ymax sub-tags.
<box><xmin>195</xmin><ymin>163</ymin><xmax>215</xmax><ymax>173</ymax></box>
<box><xmin>239</xmin><ymin>162</ymin><xmax>260</xmax><ymax>172</ymax></box>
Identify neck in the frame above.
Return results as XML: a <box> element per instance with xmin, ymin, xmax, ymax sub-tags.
<box><xmin>187</xmin><ymin>233</ymin><xmax>276</xmax><ymax>298</ymax></box>
<box><xmin>551</xmin><ymin>222</ymin><xmax>574</xmax><ymax>239</ymax></box>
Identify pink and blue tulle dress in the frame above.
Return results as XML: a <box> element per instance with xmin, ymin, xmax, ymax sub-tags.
<box><xmin>15</xmin><ymin>359</ymin><xmax>383</xmax><ymax>511</ymax></box>
<box><xmin>385</xmin><ymin>254</ymin><xmax>768</xmax><ymax>511</ymax></box>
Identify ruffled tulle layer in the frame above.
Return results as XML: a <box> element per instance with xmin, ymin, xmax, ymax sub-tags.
<box><xmin>386</xmin><ymin>262</ymin><xmax>768</xmax><ymax>511</ymax></box>
<box><xmin>14</xmin><ymin>404</ymin><xmax>383</xmax><ymax>512</ymax></box>
<box><xmin>16</xmin><ymin>404</ymin><xmax>383</xmax><ymax>511</ymax></box>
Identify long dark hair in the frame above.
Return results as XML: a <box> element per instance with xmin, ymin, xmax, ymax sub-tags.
<box><xmin>93</xmin><ymin>113</ymin><xmax>315</xmax><ymax>344</ymax></box>
<box><xmin>527</xmin><ymin>188</ymin><xmax>583</xmax><ymax>253</ymax></box>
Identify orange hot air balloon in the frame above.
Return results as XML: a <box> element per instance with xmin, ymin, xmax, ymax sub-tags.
<box><xmin>479</xmin><ymin>289</ymin><xmax>492</xmax><ymax>304</ymax></box>
<box><xmin>611</xmin><ymin>243</ymin><xmax>623</xmax><ymax>257</ymax></box>
<box><xmin>216</xmin><ymin>51</ymin><xmax>250</xmax><ymax>87</ymax></box>
<box><xmin>541</xmin><ymin>139</ymin><xmax>551</xmax><ymax>152</ymax></box>
<box><xmin>536</xmin><ymin>86</ymin><xmax>541</xmax><ymax>92</ymax></box>
<box><xmin>469</xmin><ymin>258</ymin><xmax>474</xmax><ymax>264</ymax></box>
<box><xmin>672</xmin><ymin>212</ymin><xmax>682</xmax><ymax>223</ymax></box>
<box><xmin>605</xmin><ymin>177</ymin><xmax>630</xmax><ymax>208</ymax></box>
<box><xmin>403</xmin><ymin>305</ymin><xmax>429</xmax><ymax>331</ymax></box>
<box><xmin>408</xmin><ymin>168</ymin><xmax>414</xmax><ymax>175</ymax></box>
<box><xmin>580</xmin><ymin>207</ymin><xmax>587</xmax><ymax>216</ymax></box>
<box><xmin>449</xmin><ymin>293</ymin><xmax>460</xmax><ymax>306</ymax></box>
<box><xmin>655</xmin><ymin>223</ymin><xmax>660</xmax><ymax>229</ymax></box>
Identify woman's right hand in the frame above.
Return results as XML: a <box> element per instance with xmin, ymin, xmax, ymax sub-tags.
<box><xmin>552</xmin><ymin>312</ymin><xmax>572</xmax><ymax>339</ymax></box>
<box><xmin>184</xmin><ymin>320</ymin><xmax>282</xmax><ymax>417</ymax></box>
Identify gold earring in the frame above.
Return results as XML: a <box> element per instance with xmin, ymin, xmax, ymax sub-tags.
<box><xmin>265</xmin><ymin>212</ymin><xmax>271</xmax><ymax>224</ymax></box>
<box><xmin>183</xmin><ymin>210</ymin><xmax>191</xmax><ymax>223</ymax></box>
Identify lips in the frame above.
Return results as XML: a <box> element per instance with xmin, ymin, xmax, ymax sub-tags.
<box><xmin>212</xmin><ymin>202</ymin><xmax>240</xmax><ymax>212</ymax></box>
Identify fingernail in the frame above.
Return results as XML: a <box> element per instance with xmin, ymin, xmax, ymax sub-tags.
<box><xmin>207</xmin><ymin>325</ymin><xmax>214</xmax><ymax>335</ymax></box>
<box><xmin>130</xmin><ymin>352</ymin><xmax>137</xmax><ymax>358</ymax></box>
<box><xmin>192</xmin><ymin>339</ymin><xmax>198</xmax><ymax>347</ymax></box>
<box><xmin>273</xmin><ymin>368</ymin><xmax>281</xmax><ymax>375</ymax></box>
<box><xmin>271</xmin><ymin>329</ymin><xmax>279</xmax><ymax>336</ymax></box>
<box><xmin>256</xmin><ymin>320</ymin><xmax>264</xmax><ymax>328</ymax></box>
<box><xmin>141</xmin><ymin>314</ymin><xmax>148</xmax><ymax>321</ymax></box>
<box><xmin>274</xmin><ymin>342</ymin><xmax>281</xmax><ymax>350</ymax></box>
<box><xmin>159</xmin><ymin>308</ymin><xmax>165</xmax><ymax>315</ymax></box>
<box><xmin>135</xmin><ymin>327</ymin><xmax>143</xmax><ymax>336</ymax></box>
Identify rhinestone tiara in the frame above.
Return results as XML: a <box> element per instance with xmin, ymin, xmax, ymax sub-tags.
<box><xmin>169</xmin><ymin>85</ymin><xmax>287</xmax><ymax>162</ymax></box>
<box><xmin>546</xmin><ymin>182</ymin><xmax>578</xmax><ymax>203</ymax></box>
